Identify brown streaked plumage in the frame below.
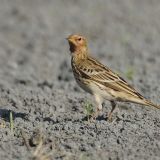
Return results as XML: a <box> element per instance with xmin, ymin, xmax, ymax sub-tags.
<box><xmin>66</xmin><ymin>34</ymin><xmax>160</xmax><ymax>121</ymax></box>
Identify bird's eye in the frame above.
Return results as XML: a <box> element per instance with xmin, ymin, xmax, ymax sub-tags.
<box><xmin>78</xmin><ymin>37</ymin><xmax>82</xmax><ymax>41</ymax></box>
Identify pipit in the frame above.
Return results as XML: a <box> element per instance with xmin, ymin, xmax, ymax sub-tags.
<box><xmin>66</xmin><ymin>34</ymin><xmax>160</xmax><ymax>121</ymax></box>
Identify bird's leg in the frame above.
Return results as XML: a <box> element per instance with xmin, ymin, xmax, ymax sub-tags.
<box><xmin>107</xmin><ymin>101</ymin><xmax>116</xmax><ymax>122</ymax></box>
<box><xmin>91</xmin><ymin>107</ymin><xmax>101</xmax><ymax>121</ymax></box>
<box><xmin>90</xmin><ymin>95</ymin><xmax>103</xmax><ymax>121</ymax></box>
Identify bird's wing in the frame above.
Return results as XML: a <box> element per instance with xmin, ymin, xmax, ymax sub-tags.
<box><xmin>77</xmin><ymin>57</ymin><xmax>144</xmax><ymax>99</ymax></box>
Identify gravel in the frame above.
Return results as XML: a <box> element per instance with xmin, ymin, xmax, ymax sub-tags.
<box><xmin>0</xmin><ymin>0</ymin><xmax>160</xmax><ymax>160</ymax></box>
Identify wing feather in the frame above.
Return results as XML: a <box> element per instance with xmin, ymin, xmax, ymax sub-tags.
<box><xmin>77</xmin><ymin>57</ymin><xmax>144</xmax><ymax>99</ymax></box>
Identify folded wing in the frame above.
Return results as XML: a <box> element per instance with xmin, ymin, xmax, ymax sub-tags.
<box><xmin>77</xmin><ymin>57</ymin><xmax>144</xmax><ymax>100</ymax></box>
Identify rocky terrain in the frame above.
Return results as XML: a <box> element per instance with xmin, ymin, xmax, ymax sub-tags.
<box><xmin>0</xmin><ymin>0</ymin><xmax>160</xmax><ymax>160</ymax></box>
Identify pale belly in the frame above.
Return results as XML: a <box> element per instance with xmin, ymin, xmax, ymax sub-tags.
<box><xmin>75</xmin><ymin>77</ymin><xmax>114</xmax><ymax>101</ymax></box>
<box><xmin>75</xmin><ymin>77</ymin><xmax>93</xmax><ymax>94</ymax></box>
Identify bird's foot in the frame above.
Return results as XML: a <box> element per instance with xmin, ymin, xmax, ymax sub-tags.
<box><xmin>89</xmin><ymin>112</ymin><xmax>97</xmax><ymax>123</ymax></box>
<box><xmin>107</xmin><ymin>101</ymin><xmax>117</xmax><ymax>122</ymax></box>
<box><xmin>107</xmin><ymin>112</ymin><xmax>113</xmax><ymax>122</ymax></box>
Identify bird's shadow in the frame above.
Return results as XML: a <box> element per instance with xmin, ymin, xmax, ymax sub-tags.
<box><xmin>0</xmin><ymin>109</ymin><xmax>28</xmax><ymax>122</ymax></box>
<box><xmin>82</xmin><ymin>115</ymin><xmax>107</xmax><ymax>121</ymax></box>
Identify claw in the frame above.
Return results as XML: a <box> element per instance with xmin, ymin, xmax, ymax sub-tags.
<box><xmin>89</xmin><ymin>108</ymin><xmax>100</xmax><ymax>122</ymax></box>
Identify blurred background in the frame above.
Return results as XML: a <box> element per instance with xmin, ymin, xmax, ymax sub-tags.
<box><xmin>0</xmin><ymin>1</ymin><xmax>160</xmax><ymax>160</ymax></box>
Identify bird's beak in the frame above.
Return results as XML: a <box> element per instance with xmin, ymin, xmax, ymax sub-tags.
<box><xmin>66</xmin><ymin>37</ymin><xmax>74</xmax><ymax>45</ymax></box>
<box><xmin>65</xmin><ymin>37</ymin><xmax>69</xmax><ymax>40</ymax></box>
<box><xmin>66</xmin><ymin>37</ymin><xmax>71</xmax><ymax>41</ymax></box>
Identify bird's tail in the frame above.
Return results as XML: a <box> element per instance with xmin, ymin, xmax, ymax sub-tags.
<box><xmin>143</xmin><ymin>99</ymin><xmax>160</xmax><ymax>109</ymax></box>
<box><xmin>129</xmin><ymin>95</ymin><xmax>160</xmax><ymax>109</ymax></box>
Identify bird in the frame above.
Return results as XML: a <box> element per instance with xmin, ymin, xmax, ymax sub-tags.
<box><xmin>66</xmin><ymin>34</ymin><xmax>160</xmax><ymax>121</ymax></box>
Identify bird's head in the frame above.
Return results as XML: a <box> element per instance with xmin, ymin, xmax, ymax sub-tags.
<box><xmin>66</xmin><ymin>34</ymin><xmax>88</xmax><ymax>54</ymax></box>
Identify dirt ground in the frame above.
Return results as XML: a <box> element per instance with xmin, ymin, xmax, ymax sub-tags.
<box><xmin>0</xmin><ymin>0</ymin><xmax>160</xmax><ymax>160</ymax></box>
